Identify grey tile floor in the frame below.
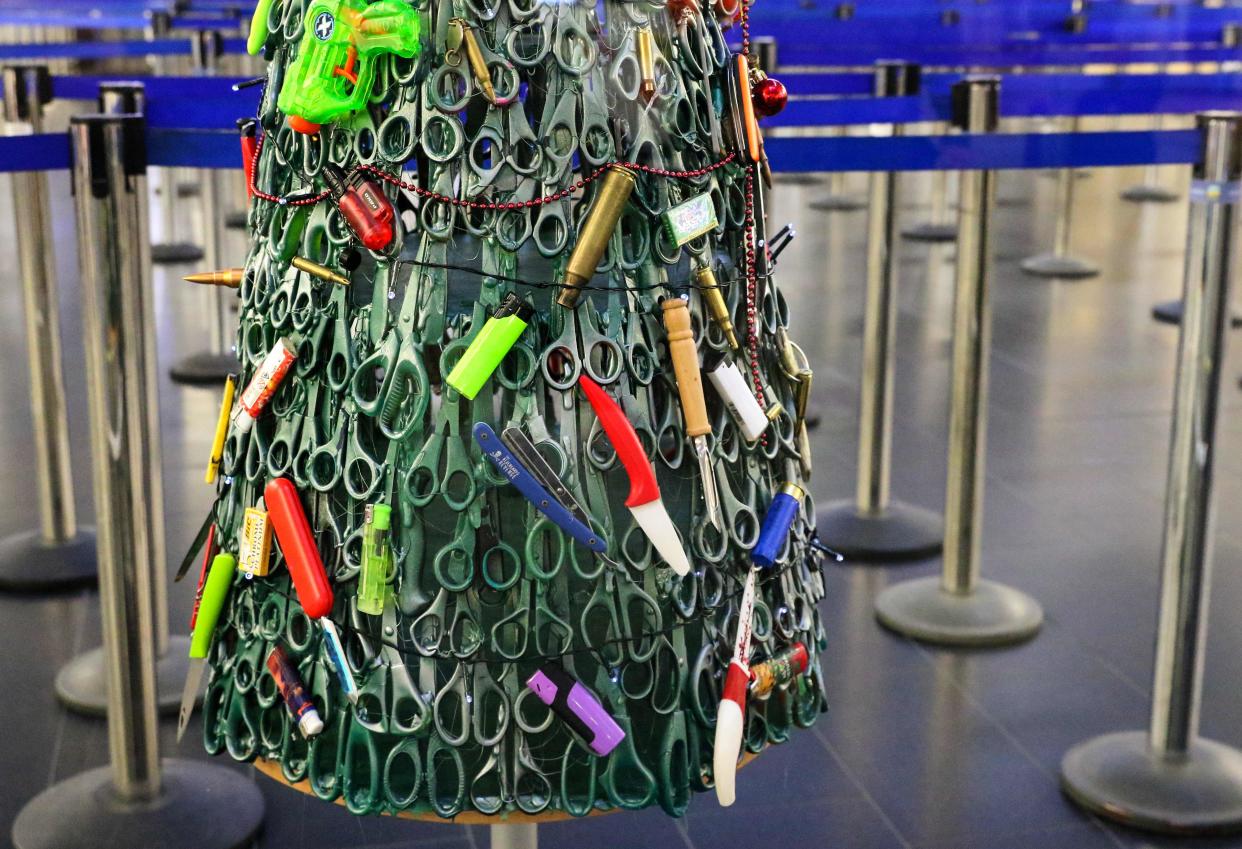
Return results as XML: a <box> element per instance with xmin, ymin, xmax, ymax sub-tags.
<box><xmin>1</xmin><ymin>157</ymin><xmax>1240</xmax><ymax>849</ymax></box>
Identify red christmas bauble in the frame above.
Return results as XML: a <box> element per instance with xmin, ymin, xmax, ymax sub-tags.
<box><xmin>752</xmin><ymin>77</ymin><xmax>788</xmax><ymax>117</ymax></box>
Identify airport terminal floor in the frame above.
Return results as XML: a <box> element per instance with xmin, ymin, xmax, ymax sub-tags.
<box><xmin>4</xmin><ymin>158</ymin><xmax>1242</xmax><ymax>849</ymax></box>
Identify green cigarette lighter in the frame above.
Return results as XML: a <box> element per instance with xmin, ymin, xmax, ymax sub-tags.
<box><xmin>445</xmin><ymin>294</ymin><xmax>534</xmax><ymax>399</ymax></box>
<box><xmin>358</xmin><ymin>503</ymin><xmax>392</xmax><ymax>616</ymax></box>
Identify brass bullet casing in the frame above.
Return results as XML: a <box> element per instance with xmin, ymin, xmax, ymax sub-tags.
<box><xmin>794</xmin><ymin>367</ymin><xmax>813</xmax><ymax>424</ymax></box>
<box><xmin>636</xmin><ymin>27</ymin><xmax>657</xmax><ymax>104</ymax></box>
<box><xmin>291</xmin><ymin>255</ymin><xmax>350</xmax><ymax>287</ymax></box>
<box><xmin>184</xmin><ymin>268</ymin><xmax>244</xmax><ymax>288</ymax></box>
<box><xmin>449</xmin><ymin>18</ymin><xmax>497</xmax><ymax>104</ymax></box>
<box><xmin>557</xmin><ymin>165</ymin><xmax>637</xmax><ymax>308</ymax></box>
<box><xmin>796</xmin><ymin>420</ymin><xmax>813</xmax><ymax>480</ymax></box>
<box><xmin>697</xmin><ymin>265</ymin><xmax>739</xmax><ymax>351</ymax></box>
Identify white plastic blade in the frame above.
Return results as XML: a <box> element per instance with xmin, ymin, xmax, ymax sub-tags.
<box><xmin>629</xmin><ymin>500</ymin><xmax>691</xmax><ymax>575</ymax></box>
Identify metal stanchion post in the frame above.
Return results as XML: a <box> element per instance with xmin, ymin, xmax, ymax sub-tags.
<box><xmin>169</xmin><ymin>30</ymin><xmax>241</xmax><ymax>385</ymax></box>
<box><xmin>817</xmin><ymin>61</ymin><xmax>943</xmax><ymax>562</ymax></box>
<box><xmin>491</xmin><ymin>824</ymin><xmax>538</xmax><ymax>849</ymax></box>
<box><xmin>55</xmin><ymin>83</ymin><xmax>194</xmax><ymax>717</ymax></box>
<box><xmin>146</xmin><ymin>11</ymin><xmax>205</xmax><ymax>266</ymax></box>
<box><xmin>903</xmin><ymin>136</ymin><xmax>958</xmax><ymax>243</ymax></box>
<box><xmin>809</xmin><ymin>126</ymin><xmax>867</xmax><ymax>212</ymax></box>
<box><xmin>1061</xmin><ymin>112</ymin><xmax>1242</xmax><ymax>836</ymax></box>
<box><xmin>0</xmin><ymin>64</ymin><xmax>97</xmax><ymax>592</ymax></box>
<box><xmin>1020</xmin><ymin>115</ymin><xmax>1100</xmax><ymax>279</ymax></box>
<box><xmin>11</xmin><ymin>112</ymin><xmax>263</xmax><ymax>849</ymax></box>
<box><xmin>1123</xmin><ymin>68</ymin><xmax>1180</xmax><ymax>204</ymax></box>
<box><xmin>874</xmin><ymin>77</ymin><xmax>1043</xmax><ymax>646</ymax></box>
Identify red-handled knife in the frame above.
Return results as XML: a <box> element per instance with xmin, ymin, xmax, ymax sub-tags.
<box><xmin>579</xmin><ymin>374</ymin><xmax>691</xmax><ymax>576</ymax></box>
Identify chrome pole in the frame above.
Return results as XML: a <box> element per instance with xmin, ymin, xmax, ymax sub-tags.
<box><xmin>56</xmin><ymin>84</ymin><xmax>191</xmax><ymax>717</ymax></box>
<box><xmin>874</xmin><ymin>77</ymin><xmax>1043</xmax><ymax>646</ymax></box>
<box><xmin>169</xmin><ymin>30</ymin><xmax>240</xmax><ymax>386</ymax></box>
<box><xmin>11</xmin><ymin>115</ymin><xmax>264</xmax><ymax>849</ymax></box>
<box><xmin>147</xmin><ymin>14</ymin><xmax>205</xmax><ymax>266</ymax></box>
<box><xmin>491</xmin><ymin>824</ymin><xmax>538</xmax><ymax>849</ymax></box>
<box><xmin>818</xmin><ymin>61</ymin><xmax>942</xmax><ymax>562</ymax></box>
<box><xmin>1062</xmin><ymin>112</ymin><xmax>1242</xmax><ymax>836</ymax></box>
<box><xmin>1122</xmin><ymin>69</ymin><xmax>1179</xmax><ymax>204</ymax></box>
<box><xmin>1020</xmin><ymin>116</ymin><xmax>1100</xmax><ymax>279</ymax></box>
<box><xmin>0</xmin><ymin>64</ymin><xmax>97</xmax><ymax>592</ymax></box>
<box><xmin>903</xmin><ymin>126</ymin><xmax>958</xmax><ymax>244</ymax></box>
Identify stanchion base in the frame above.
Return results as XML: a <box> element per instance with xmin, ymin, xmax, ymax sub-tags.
<box><xmin>1061</xmin><ymin>732</ymin><xmax>1242</xmax><ymax>835</ymax></box>
<box><xmin>901</xmin><ymin>222</ymin><xmax>957</xmax><ymax>243</ymax></box>
<box><xmin>0</xmin><ymin>529</ymin><xmax>96</xmax><ymax>593</ymax></box>
<box><xmin>169</xmin><ymin>351</ymin><xmax>241</xmax><ymax>386</ymax></box>
<box><xmin>809</xmin><ymin>195</ymin><xmax>867</xmax><ymax>213</ymax></box>
<box><xmin>1121</xmin><ymin>184</ymin><xmax>1180</xmax><ymax>204</ymax></box>
<box><xmin>55</xmin><ymin>637</ymin><xmax>195</xmax><ymax>717</ymax></box>
<box><xmin>224</xmin><ymin>210</ymin><xmax>248</xmax><ymax>229</ymax></box>
<box><xmin>874</xmin><ymin>576</ymin><xmax>1043</xmax><ymax>647</ymax></box>
<box><xmin>1151</xmin><ymin>299</ymin><xmax>1242</xmax><ymax>328</ymax></box>
<box><xmin>150</xmin><ymin>243</ymin><xmax>204</xmax><ymax>265</ymax></box>
<box><xmin>175</xmin><ymin>182</ymin><xmax>201</xmax><ymax>198</ymax></box>
<box><xmin>1019</xmin><ymin>253</ymin><xmax>1100</xmax><ymax>280</ymax></box>
<box><xmin>12</xmin><ymin>759</ymin><xmax>264</xmax><ymax>849</ymax></box>
<box><xmin>816</xmin><ymin>499</ymin><xmax>943</xmax><ymax>562</ymax></box>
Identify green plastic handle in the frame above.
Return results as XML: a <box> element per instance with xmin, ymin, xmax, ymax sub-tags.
<box><xmin>247</xmin><ymin>0</ymin><xmax>276</xmax><ymax>56</ymax></box>
<box><xmin>190</xmin><ymin>553</ymin><xmax>237</xmax><ymax>659</ymax></box>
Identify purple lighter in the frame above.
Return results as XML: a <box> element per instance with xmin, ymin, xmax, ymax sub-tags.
<box><xmin>526</xmin><ymin>664</ymin><xmax>625</xmax><ymax>757</ymax></box>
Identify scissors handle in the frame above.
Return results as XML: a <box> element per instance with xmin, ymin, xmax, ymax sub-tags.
<box><xmin>473</xmin><ymin>423</ymin><xmax>606</xmax><ymax>553</ymax></box>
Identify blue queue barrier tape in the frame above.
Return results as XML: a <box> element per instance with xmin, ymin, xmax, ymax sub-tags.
<box><xmin>738</xmin><ymin>42</ymin><xmax>1242</xmax><ymax>68</ymax></box>
<box><xmin>145</xmin><ymin>126</ymin><xmax>237</xmax><ymax>167</ymax></box>
<box><xmin>47</xmin><ymin>75</ymin><xmax>252</xmax><ymax>101</ymax></box>
<box><xmin>763</xmin><ymin>128</ymin><xmax>1201</xmax><ymax>172</ymax></box>
<box><xmin>0</xmin><ymin>132</ymin><xmax>71</xmax><ymax>172</ymax></box>
<box><xmin>772</xmin><ymin>74</ymin><xmax>1242</xmax><ymax>127</ymax></box>
<box><xmin>0</xmin><ymin>36</ymin><xmax>247</xmax><ymax>60</ymax></box>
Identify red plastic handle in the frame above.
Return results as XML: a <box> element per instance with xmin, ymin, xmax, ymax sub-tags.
<box><xmin>240</xmin><ymin>132</ymin><xmax>257</xmax><ymax>199</ymax></box>
<box><xmin>264</xmin><ymin>478</ymin><xmax>334</xmax><ymax>620</ymax></box>
<box><xmin>578</xmin><ymin>375</ymin><xmax>659</xmax><ymax>508</ymax></box>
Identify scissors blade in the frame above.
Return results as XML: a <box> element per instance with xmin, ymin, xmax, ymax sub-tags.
<box><xmin>499</xmin><ymin>426</ymin><xmax>591</xmax><ymax>526</ymax></box>
<box><xmin>176</xmin><ymin>658</ymin><xmax>207</xmax><ymax>743</ymax></box>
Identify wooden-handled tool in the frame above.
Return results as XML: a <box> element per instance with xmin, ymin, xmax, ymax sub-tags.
<box><xmin>661</xmin><ymin>297</ymin><xmax>722</xmax><ymax>531</ymax></box>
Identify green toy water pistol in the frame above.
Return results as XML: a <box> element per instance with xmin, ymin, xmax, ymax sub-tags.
<box><xmin>277</xmin><ymin>0</ymin><xmax>423</xmax><ymax>135</ymax></box>
<box><xmin>358</xmin><ymin>503</ymin><xmax>392</xmax><ymax>616</ymax></box>
<box><xmin>445</xmin><ymin>294</ymin><xmax>535</xmax><ymax>399</ymax></box>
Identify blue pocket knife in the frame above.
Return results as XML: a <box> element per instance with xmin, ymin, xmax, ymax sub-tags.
<box><xmin>473</xmin><ymin>422</ymin><xmax>607</xmax><ymax>553</ymax></box>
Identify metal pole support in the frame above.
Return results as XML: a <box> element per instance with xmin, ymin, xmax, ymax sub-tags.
<box><xmin>12</xmin><ymin>113</ymin><xmax>264</xmax><ymax>849</ymax></box>
<box><xmin>169</xmin><ymin>31</ymin><xmax>240</xmax><ymax>386</ymax></box>
<box><xmin>809</xmin><ymin>126</ymin><xmax>867</xmax><ymax>213</ymax></box>
<box><xmin>874</xmin><ymin>77</ymin><xmax>1043</xmax><ymax>646</ymax></box>
<box><xmin>902</xmin><ymin>132</ymin><xmax>958</xmax><ymax>243</ymax></box>
<box><xmin>491</xmin><ymin>824</ymin><xmax>538</xmax><ymax>849</ymax></box>
<box><xmin>1061</xmin><ymin>112</ymin><xmax>1242</xmax><ymax>836</ymax></box>
<box><xmin>818</xmin><ymin>61</ymin><xmax>943</xmax><ymax>562</ymax></box>
<box><xmin>147</xmin><ymin>17</ymin><xmax>206</xmax><ymax>266</ymax></box>
<box><xmin>0</xmin><ymin>64</ymin><xmax>97</xmax><ymax>592</ymax></box>
<box><xmin>55</xmin><ymin>83</ymin><xmax>193</xmax><ymax>717</ymax></box>
<box><xmin>1020</xmin><ymin>116</ymin><xmax>1101</xmax><ymax>279</ymax></box>
<box><xmin>1122</xmin><ymin>70</ymin><xmax>1180</xmax><ymax>204</ymax></box>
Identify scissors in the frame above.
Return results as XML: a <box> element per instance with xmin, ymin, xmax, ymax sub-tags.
<box><xmin>342</xmin><ymin>711</ymin><xmax>383</xmax><ymax>814</ymax></box>
<box><xmin>354</xmin><ymin>602</ymin><xmax>431</xmax><ymax>736</ymax></box>
<box><xmin>427</xmin><ymin>735</ymin><xmax>467</xmax><ymax>818</ymax></box>
<box><xmin>540</xmin><ymin>300</ymin><xmax>624</xmax><ymax>391</ymax></box>
<box><xmin>383</xmin><ymin>737</ymin><xmax>424</xmax><ymax>809</ymax></box>
<box><xmin>403</xmin><ymin>389</ymin><xmax>476</xmax><ymax>510</ymax></box>
<box><xmin>592</xmin><ymin>665</ymin><xmax>657</xmax><ymax>810</ymax></box>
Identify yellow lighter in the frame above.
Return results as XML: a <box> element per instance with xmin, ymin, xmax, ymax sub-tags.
<box><xmin>204</xmin><ymin>375</ymin><xmax>236</xmax><ymax>484</ymax></box>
